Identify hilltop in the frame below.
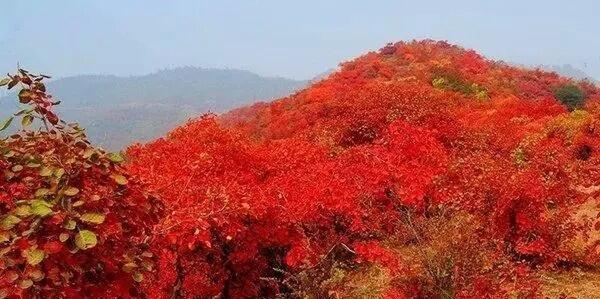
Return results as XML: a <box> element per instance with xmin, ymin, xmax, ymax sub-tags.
<box><xmin>126</xmin><ymin>40</ymin><xmax>600</xmax><ymax>297</ymax></box>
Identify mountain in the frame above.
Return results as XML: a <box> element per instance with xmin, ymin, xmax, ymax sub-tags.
<box><xmin>0</xmin><ymin>67</ymin><xmax>308</xmax><ymax>149</ymax></box>
<box><xmin>127</xmin><ymin>40</ymin><xmax>600</xmax><ymax>297</ymax></box>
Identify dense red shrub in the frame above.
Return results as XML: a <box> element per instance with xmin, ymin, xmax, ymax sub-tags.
<box><xmin>127</xmin><ymin>40</ymin><xmax>600</xmax><ymax>297</ymax></box>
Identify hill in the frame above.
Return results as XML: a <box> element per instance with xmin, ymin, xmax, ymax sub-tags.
<box><xmin>126</xmin><ymin>40</ymin><xmax>600</xmax><ymax>297</ymax></box>
<box><xmin>0</xmin><ymin>67</ymin><xmax>308</xmax><ymax>149</ymax></box>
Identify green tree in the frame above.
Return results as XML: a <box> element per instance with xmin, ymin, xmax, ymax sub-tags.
<box><xmin>554</xmin><ymin>84</ymin><xmax>585</xmax><ymax>110</ymax></box>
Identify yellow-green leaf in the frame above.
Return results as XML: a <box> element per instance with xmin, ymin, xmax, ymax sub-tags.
<box><xmin>83</xmin><ymin>148</ymin><xmax>95</xmax><ymax>159</ymax></box>
<box><xmin>14</xmin><ymin>205</ymin><xmax>32</xmax><ymax>217</ymax></box>
<box><xmin>26</xmin><ymin>162</ymin><xmax>40</xmax><ymax>168</ymax></box>
<box><xmin>108</xmin><ymin>152</ymin><xmax>124</xmax><ymax>163</ymax></box>
<box><xmin>31</xmin><ymin>200</ymin><xmax>53</xmax><ymax>217</ymax></box>
<box><xmin>111</xmin><ymin>174</ymin><xmax>128</xmax><ymax>185</ymax></box>
<box><xmin>122</xmin><ymin>262</ymin><xmax>137</xmax><ymax>273</ymax></box>
<box><xmin>64</xmin><ymin>219</ymin><xmax>76</xmax><ymax>230</ymax></box>
<box><xmin>0</xmin><ymin>231</ymin><xmax>10</xmax><ymax>243</ymax></box>
<box><xmin>35</xmin><ymin>188</ymin><xmax>50</xmax><ymax>197</ymax></box>
<box><xmin>21</xmin><ymin>115</ymin><xmax>33</xmax><ymax>127</ymax></box>
<box><xmin>1</xmin><ymin>215</ymin><xmax>21</xmax><ymax>230</ymax></box>
<box><xmin>59</xmin><ymin>233</ymin><xmax>69</xmax><ymax>242</ymax></box>
<box><xmin>0</xmin><ymin>117</ymin><xmax>13</xmax><ymax>131</ymax></box>
<box><xmin>3</xmin><ymin>151</ymin><xmax>15</xmax><ymax>158</ymax></box>
<box><xmin>19</xmin><ymin>279</ymin><xmax>33</xmax><ymax>289</ymax></box>
<box><xmin>63</xmin><ymin>187</ymin><xmax>79</xmax><ymax>196</ymax></box>
<box><xmin>40</xmin><ymin>166</ymin><xmax>53</xmax><ymax>177</ymax></box>
<box><xmin>80</xmin><ymin>213</ymin><xmax>105</xmax><ymax>224</ymax></box>
<box><xmin>75</xmin><ymin>230</ymin><xmax>97</xmax><ymax>250</ymax></box>
<box><xmin>132</xmin><ymin>272</ymin><xmax>144</xmax><ymax>283</ymax></box>
<box><xmin>54</xmin><ymin>168</ymin><xmax>65</xmax><ymax>179</ymax></box>
<box><xmin>29</xmin><ymin>269</ymin><xmax>44</xmax><ymax>282</ymax></box>
<box><xmin>0</xmin><ymin>78</ymin><xmax>10</xmax><ymax>86</ymax></box>
<box><xmin>25</xmin><ymin>248</ymin><xmax>45</xmax><ymax>265</ymax></box>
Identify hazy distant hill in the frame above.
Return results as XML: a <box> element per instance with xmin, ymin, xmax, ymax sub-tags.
<box><xmin>310</xmin><ymin>68</ymin><xmax>337</xmax><ymax>83</ymax></box>
<box><xmin>539</xmin><ymin>64</ymin><xmax>598</xmax><ymax>84</ymax></box>
<box><xmin>0</xmin><ymin>67</ymin><xmax>308</xmax><ymax>150</ymax></box>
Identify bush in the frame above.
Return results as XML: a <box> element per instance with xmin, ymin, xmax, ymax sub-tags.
<box><xmin>285</xmin><ymin>210</ymin><xmax>540</xmax><ymax>298</ymax></box>
<box><xmin>431</xmin><ymin>74</ymin><xmax>488</xmax><ymax>100</ymax></box>
<box><xmin>0</xmin><ymin>70</ymin><xmax>161</xmax><ymax>297</ymax></box>
<box><xmin>554</xmin><ymin>84</ymin><xmax>586</xmax><ymax>110</ymax></box>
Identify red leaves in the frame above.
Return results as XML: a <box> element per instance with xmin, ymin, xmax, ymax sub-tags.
<box><xmin>42</xmin><ymin>241</ymin><xmax>63</xmax><ymax>254</ymax></box>
<box><xmin>354</xmin><ymin>241</ymin><xmax>404</xmax><ymax>275</ymax></box>
<box><xmin>3</xmin><ymin>42</ymin><xmax>598</xmax><ymax>297</ymax></box>
<box><xmin>284</xmin><ymin>243</ymin><xmax>310</xmax><ymax>268</ymax></box>
<box><xmin>0</xmin><ymin>71</ymin><xmax>161</xmax><ymax>297</ymax></box>
<box><xmin>123</xmin><ymin>40</ymin><xmax>600</xmax><ymax>297</ymax></box>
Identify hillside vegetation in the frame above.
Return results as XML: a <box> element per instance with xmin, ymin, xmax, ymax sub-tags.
<box><xmin>2</xmin><ymin>40</ymin><xmax>600</xmax><ymax>298</ymax></box>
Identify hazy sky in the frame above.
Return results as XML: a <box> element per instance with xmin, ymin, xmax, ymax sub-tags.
<box><xmin>1</xmin><ymin>0</ymin><xmax>599</xmax><ymax>80</ymax></box>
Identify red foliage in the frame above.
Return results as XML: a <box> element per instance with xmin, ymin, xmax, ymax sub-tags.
<box><xmin>126</xmin><ymin>40</ymin><xmax>600</xmax><ymax>297</ymax></box>
<box><xmin>354</xmin><ymin>241</ymin><xmax>404</xmax><ymax>275</ymax></box>
<box><xmin>5</xmin><ymin>40</ymin><xmax>599</xmax><ymax>297</ymax></box>
<box><xmin>0</xmin><ymin>71</ymin><xmax>161</xmax><ymax>298</ymax></box>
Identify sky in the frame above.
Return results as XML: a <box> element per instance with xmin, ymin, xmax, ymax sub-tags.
<box><xmin>1</xmin><ymin>0</ymin><xmax>599</xmax><ymax>81</ymax></box>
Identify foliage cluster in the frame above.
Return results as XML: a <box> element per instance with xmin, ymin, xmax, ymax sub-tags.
<box><xmin>554</xmin><ymin>83</ymin><xmax>586</xmax><ymax>110</ymax></box>
<box><xmin>0</xmin><ymin>71</ymin><xmax>161</xmax><ymax>298</ymax></box>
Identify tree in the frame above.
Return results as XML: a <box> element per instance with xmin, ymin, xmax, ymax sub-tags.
<box><xmin>554</xmin><ymin>83</ymin><xmax>586</xmax><ymax>110</ymax></box>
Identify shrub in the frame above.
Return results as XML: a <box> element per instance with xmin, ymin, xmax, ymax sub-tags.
<box><xmin>554</xmin><ymin>83</ymin><xmax>586</xmax><ymax>110</ymax></box>
<box><xmin>0</xmin><ymin>70</ymin><xmax>161</xmax><ymax>297</ymax></box>
<box><xmin>284</xmin><ymin>210</ymin><xmax>540</xmax><ymax>298</ymax></box>
<box><xmin>431</xmin><ymin>74</ymin><xmax>488</xmax><ymax>100</ymax></box>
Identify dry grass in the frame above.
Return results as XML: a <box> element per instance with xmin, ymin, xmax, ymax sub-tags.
<box><xmin>540</xmin><ymin>270</ymin><xmax>600</xmax><ymax>298</ymax></box>
<box><xmin>560</xmin><ymin>199</ymin><xmax>600</xmax><ymax>264</ymax></box>
<box><xmin>288</xmin><ymin>201</ymin><xmax>600</xmax><ymax>298</ymax></box>
<box><xmin>321</xmin><ymin>265</ymin><xmax>392</xmax><ymax>299</ymax></box>
<box><xmin>539</xmin><ymin>197</ymin><xmax>600</xmax><ymax>298</ymax></box>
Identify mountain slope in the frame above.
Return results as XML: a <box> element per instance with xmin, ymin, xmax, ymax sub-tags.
<box><xmin>0</xmin><ymin>67</ymin><xmax>308</xmax><ymax>149</ymax></box>
<box><xmin>126</xmin><ymin>40</ymin><xmax>600</xmax><ymax>297</ymax></box>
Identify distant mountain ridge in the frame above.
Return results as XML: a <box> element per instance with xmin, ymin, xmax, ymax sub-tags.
<box><xmin>0</xmin><ymin>67</ymin><xmax>308</xmax><ymax>150</ymax></box>
<box><xmin>3</xmin><ymin>64</ymin><xmax>592</xmax><ymax>151</ymax></box>
<box><xmin>539</xmin><ymin>64</ymin><xmax>598</xmax><ymax>84</ymax></box>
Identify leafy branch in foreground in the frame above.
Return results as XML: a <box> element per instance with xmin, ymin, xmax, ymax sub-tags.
<box><xmin>0</xmin><ymin>70</ymin><xmax>161</xmax><ymax>297</ymax></box>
